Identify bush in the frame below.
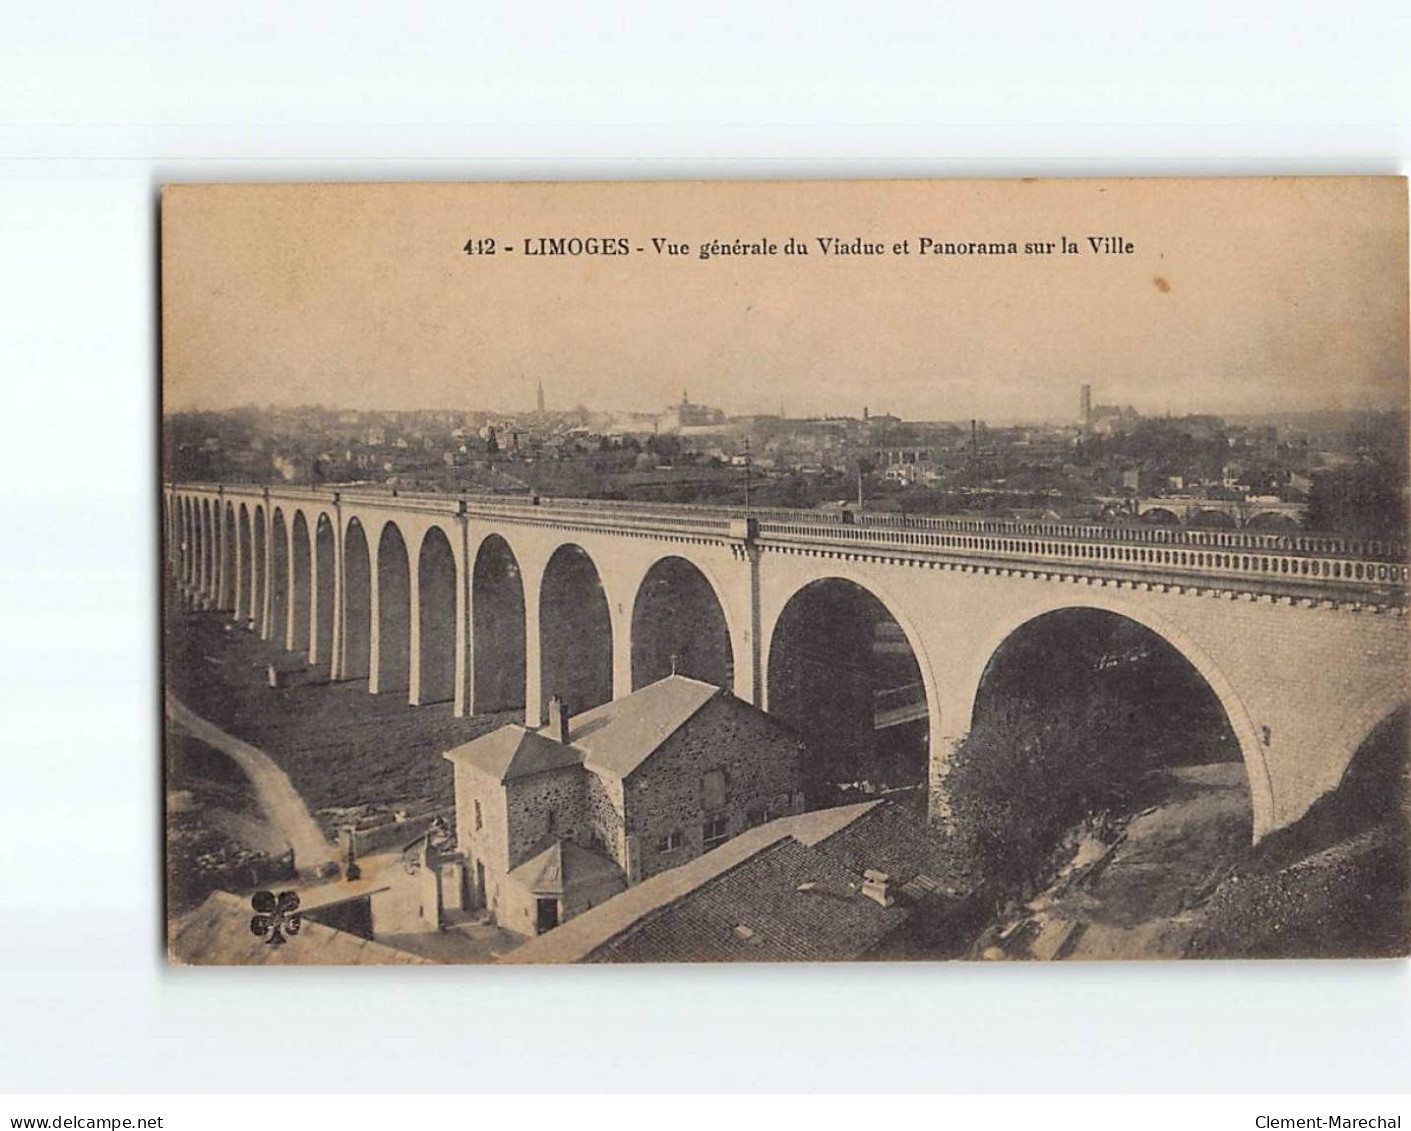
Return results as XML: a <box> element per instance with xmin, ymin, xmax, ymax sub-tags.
<box><xmin>945</xmin><ymin>693</ymin><xmax>1157</xmax><ymax>893</ymax></box>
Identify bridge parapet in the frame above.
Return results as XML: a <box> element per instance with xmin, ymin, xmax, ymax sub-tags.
<box><xmin>754</xmin><ymin>517</ymin><xmax>1407</xmax><ymax>608</ymax></box>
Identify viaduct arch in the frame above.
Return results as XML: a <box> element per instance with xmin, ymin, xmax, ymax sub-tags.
<box><xmin>373</xmin><ymin>520</ymin><xmax>411</xmax><ymax>695</ymax></box>
<box><xmin>962</xmin><ymin>601</ymin><xmax>1267</xmax><ymax>832</ymax></box>
<box><xmin>630</xmin><ymin>555</ymin><xmax>735</xmax><ymax>692</ymax></box>
<box><xmin>166</xmin><ymin>484</ymin><xmax>1409</xmax><ymax>843</ymax></box>
<box><xmin>471</xmin><ymin>533</ymin><xmax>526</xmax><ymax>714</ymax></box>
<box><xmin>416</xmin><ymin>527</ymin><xmax>457</xmax><ymax>706</ymax></box>
<box><xmin>537</xmin><ymin>542</ymin><xmax>615</xmax><ymax>719</ymax></box>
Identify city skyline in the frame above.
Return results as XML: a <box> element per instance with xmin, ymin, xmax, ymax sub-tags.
<box><xmin>160</xmin><ymin>384</ymin><xmax>1406</xmax><ymax>429</ymax></box>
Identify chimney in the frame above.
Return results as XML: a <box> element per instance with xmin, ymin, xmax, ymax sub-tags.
<box><xmin>546</xmin><ymin>696</ymin><xmax>571</xmax><ymax>744</ymax></box>
<box><xmin>860</xmin><ymin>868</ymin><xmax>894</xmax><ymax>907</ymax></box>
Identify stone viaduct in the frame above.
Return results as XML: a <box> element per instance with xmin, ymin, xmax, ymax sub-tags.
<box><xmin>165</xmin><ymin>483</ymin><xmax>1408</xmax><ymax>843</ymax></box>
<box><xmin>1096</xmin><ymin>495</ymin><xmax>1308</xmax><ymax>529</ymax></box>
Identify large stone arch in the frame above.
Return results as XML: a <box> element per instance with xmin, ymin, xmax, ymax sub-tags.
<box><xmin>180</xmin><ymin>498</ymin><xmax>192</xmax><ymax>584</ymax></box>
<box><xmin>1246</xmin><ymin>511</ymin><xmax>1300</xmax><ymax>532</ymax></box>
<box><xmin>236</xmin><ymin>504</ymin><xmax>252</xmax><ymax>623</ymax></box>
<box><xmin>955</xmin><ymin>595</ymin><xmax>1274</xmax><ymax>841</ymax></box>
<box><xmin>1141</xmin><ymin>506</ymin><xmax>1181</xmax><ymax>526</ymax></box>
<box><xmin>374</xmin><ymin>520</ymin><xmax>412</xmax><ymax>695</ymax></box>
<box><xmin>207</xmin><ymin>498</ymin><xmax>219</xmax><ymax>596</ymax></box>
<box><xmin>290</xmin><ymin>511</ymin><xmax>312</xmax><ymax>653</ymax></box>
<box><xmin>471</xmin><ymin>533</ymin><xmax>526</xmax><ymax>714</ymax></box>
<box><xmin>268</xmin><ymin>508</ymin><xmax>290</xmax><ymax>645</ymax></box>
<box><xmin>342</xmin><ymin>517</ymin><xmax>372</xmax><ymax>682</ymax></box>
<box><xmin>539</xmin><ymin>542</ymin><xmax>614</xmax><ymax>718</ymax></box>
<box><xmin>762</xmin><ymin>571</ymin><xmax>940</xmax><ymax>808</ymax></box>
<box><xmin>192</xmin><ymin>497</ymin><xmax>203</xmax><ymax>588</ymax></box>
<box><xmin>416</xmin><ymin>526</ymin><xmax>458</xmax><ymax>706</ymax></box>
<box><xmin>196</xmin><ymin>498</ymin><xmax>210</xmax><ymax>594</ymax></box>
<box><xmin>629</xmin><ymin>554</ymin><xmax>735</xmax><ymax>691</ymax></box>
<box><xmin>251</xmin><ymin>504</ymin><xmax>267</xmax><ymax>631</ymax></box>
<box><xmin>312</xmin><ymin>512</ymin><xmax>335</xmax><ymax>666</ymax></box>
<box><xmin>1189</xmin><ymin>509</ymin><xmax>1237</xmax><ymax>530</ymax></box>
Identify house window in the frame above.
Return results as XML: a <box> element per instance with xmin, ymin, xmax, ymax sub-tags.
<box><xmin>701</xmin><ymin>769</ymin><xmax>727</xmax><ymax>812</ymax></box>
<box><xmin>745</xmin><ymin>807</ymin><xmax>765</xmax><ymax>829</ymax></box>
<box><xmin>657</xmin><ymin>829</ymin><xmax>684</xmax><ymax>852</ymax></box>
<box><xmin>703</xmin><ymin>815</ymin><xmax>729</xmax><ymax>851</ymax></box>
<box><xmin>473</xmin><ymin>799</ymin><xmax>483</xmax><ymax>831</ymax></box>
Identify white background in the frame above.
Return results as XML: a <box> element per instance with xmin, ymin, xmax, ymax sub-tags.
<box><xmin>1</xmin><ymin>0</ymin><xmax>1408</xmax><ymax>1095</ymax></box>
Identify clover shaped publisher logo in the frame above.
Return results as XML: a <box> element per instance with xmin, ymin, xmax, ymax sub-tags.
<box><xmin>249</xmin><ymin>890</ymin><xmax>302</xmax><ymax>945</ymax></box>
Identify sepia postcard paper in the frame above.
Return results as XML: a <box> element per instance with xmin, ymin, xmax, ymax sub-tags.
<box><xmin>161</xmin><ymin>177</ymin><xmax>1409</xmax><ymax>965</ymax></box>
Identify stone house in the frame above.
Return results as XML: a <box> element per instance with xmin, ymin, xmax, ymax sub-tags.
<box><xmin>444</xmin><ymin>675</ymin><xmax>806</xmax><ymax>936</ymax></box>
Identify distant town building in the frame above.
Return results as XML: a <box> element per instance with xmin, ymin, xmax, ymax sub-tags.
<box><xmin>658</xmin><ymin>390</ymin><xmax>726</xmax><ymax>433</ymax></box>
<box><xmin>1079</xmin><ymin>384</ymin><xmax>1140</xmax><ymax>436</ymax></box>
<box><xmin>444</xmin><ymin>676</ymin><xmax>805</xmax><ymax>937</ymax></box>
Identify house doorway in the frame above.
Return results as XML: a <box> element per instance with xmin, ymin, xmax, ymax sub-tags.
<box><xmin>535</xmin><ymin>898</ymin><xmax>560</xmax><ymax>933</ymax></box>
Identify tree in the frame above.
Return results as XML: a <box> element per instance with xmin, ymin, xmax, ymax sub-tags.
<box><xmin>945</xmin><ymin>693</ymin><xmax>1157</xmax><ymax>893</ymax></box>
<box><xmin>1307</xmin><ymin>461</ymin><xmax>1407</xmax><ymax>540</ymax></box>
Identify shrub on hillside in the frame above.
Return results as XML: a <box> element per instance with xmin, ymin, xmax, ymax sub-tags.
<box><xmin>945</xmin><ymin>693</ymin><xmax>1157</xmax><ymax>893</ymax></box>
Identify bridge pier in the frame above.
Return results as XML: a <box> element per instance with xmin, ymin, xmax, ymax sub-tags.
<box><xmin>259</xmin><ymin>505</ymin><xmax>274</xmax><ymax>640</ymax></box>
<box><xmin>453</xmin><ymin>516</ymin><xmax>470</xmax><ymax>717</ymax></box>
<box><xmin>308</xmin><ymin>520</ymin><xmax>325</xmax><ymax>665</ymax></box>
<box><xmin>328</xmin><ymin>507</ymin><xmax>345</xmax><ymax>680</ymax></box>
<box><xmin>407</xmin><ymin>544</ymin><xmax>424</xmax><ymax>706</ymax></box>
<box><xmin>611</xmin><ymin>603</ymin><xmax>634</xmax><ymax>701</ymax></box>
<box><xmin>522</xmin><ymin>579</ymin><xmax>543</xmax><ymax>728</ymax></box>
<box><xmin>367</xmin><ymin>530</ymin><xmax>384</xmax><ymax>694</ymax></box>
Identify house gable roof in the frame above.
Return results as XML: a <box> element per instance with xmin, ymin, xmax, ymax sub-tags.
<box><xmin>568</xmin><ymin>674</ymin><xmax>721</xmax><ymax>780</ymax></box>
<box><xmin>444</xmin><ymin>725</ymin><xmax>582</xmax><ymax>783</ymax></box>
<box><xmin>507</xmin><ymin>838</ymin><xmax>625</xmax><ymax>896</ymax></box>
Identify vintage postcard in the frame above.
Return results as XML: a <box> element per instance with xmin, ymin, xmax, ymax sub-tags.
<box><xmin>161</xmin><ymin>178</ymin><xmax>1408</xmax><ymax>965</ymax></box>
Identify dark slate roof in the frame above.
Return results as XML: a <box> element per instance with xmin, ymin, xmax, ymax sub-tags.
<box><xmin>507</xmin><ymin>838</ymin><xmax>626</xmax><ymax>896</ymax></box>
<box><xmin>568</xmin><ymin>675</ymin><xmax>722</xmax><ymax>780</ymax></box>
<box><xmin>503</xmin><ymin>801</ymin><xmax>949</xmax><ymax>964</ymax></box>
<box><xmin>444</xmin><ymin>724</ymin><xmax>583</xmax><ymax>783</ymax></box>
<box><xmin>588</xmin><ymin>801</ymin><xmax>947</xmax><ymax>963</ymax></box>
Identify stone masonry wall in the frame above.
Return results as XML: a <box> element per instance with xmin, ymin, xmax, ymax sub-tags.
<box><xmin>503</xmin><ymin>763</ymin><xmax>587</xmax><ymax>868</ymax></box>
<box><xmin>621</xmin><ymin>694</ymin><xmax>803</xmax><ymax>882</ymax></box>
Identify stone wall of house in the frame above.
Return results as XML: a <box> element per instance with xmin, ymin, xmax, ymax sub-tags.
<box><xmin>455</xmin><ymin>762</ymin><xmax>512</xmax><ymax>913</ymax></box>
<box><xmin>582</xmin><ymin>769</ymin><xmax>626</xmax><ymax>866</ymax></box>
<box><xmin>623</xmin><ymin>695</ymin><xmax>804</xmax><ymax>882</ymax></box>
<box><xmin>503</xmin><ymin>763</ymin><xmax>587</xmax><ymax>867</ymax></box>
<box><xmin>495</xmin><ymin>877</ymin><xmax>540</xmax><ymax>937</ymax></box>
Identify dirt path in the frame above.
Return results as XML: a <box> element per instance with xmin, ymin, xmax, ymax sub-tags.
<box><xmin>166</xmin><ymin>692</ymin><xmax>338</xmax><ymax>876</ymax></box>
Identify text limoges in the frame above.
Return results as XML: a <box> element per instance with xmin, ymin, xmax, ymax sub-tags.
<box><xmin>523</xmin><ymin>236</ymin><xmax>632</xmax><ymax>256</ymax></box>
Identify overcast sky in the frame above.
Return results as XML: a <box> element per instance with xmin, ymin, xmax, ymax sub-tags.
<box><xmin>162</xmin><ymin>178</ymin><xmax>1408</xmax><ymax>422</ymax></box>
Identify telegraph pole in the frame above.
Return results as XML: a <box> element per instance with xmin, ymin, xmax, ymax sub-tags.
<box><xmin>743</xmin><ymin>435</ymin><xmax>752</xmax><ymax>513</ymax></box>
